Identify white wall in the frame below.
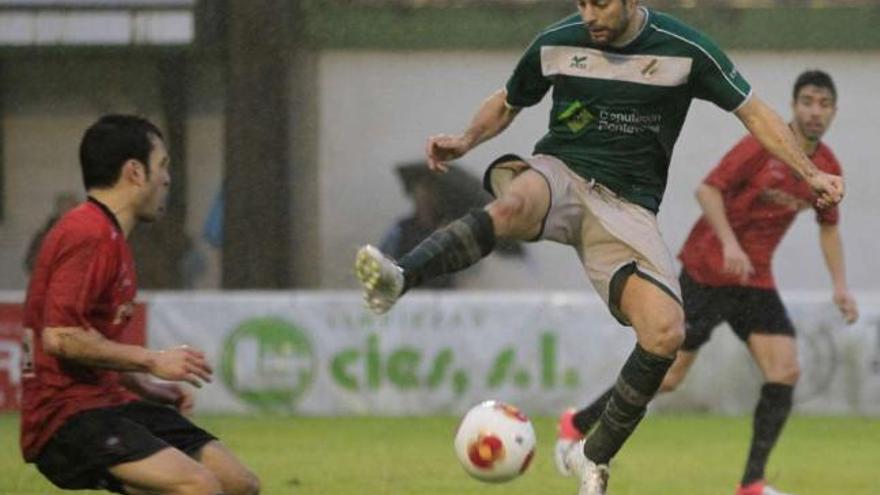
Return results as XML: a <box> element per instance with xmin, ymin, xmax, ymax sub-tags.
<box><xmin>318</xmin><ymin>50</ymin><xmax>880</xmax><ymax>293</ymax></box>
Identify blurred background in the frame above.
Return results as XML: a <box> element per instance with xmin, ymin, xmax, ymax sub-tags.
<box><xmin>0</xmin><ymin>2</ymin><xmax>879</xmax><ymax>492</ymax></box>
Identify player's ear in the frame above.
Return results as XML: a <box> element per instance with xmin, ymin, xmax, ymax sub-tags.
<box><xmin>122</xmin><ymin>159</ymin><xmax>148</xmax><ymax>187</ymax></box>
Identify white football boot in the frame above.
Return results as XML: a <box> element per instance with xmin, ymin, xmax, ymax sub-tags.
<box><xmin>555</xmin><ymin>408</ymin><xmax>585</xmax><ymax>476</ymax></box>
<box><xmin>354</xmin><ymin>245</ymin><xmax>405</xmax><ymax>315</ymax></box>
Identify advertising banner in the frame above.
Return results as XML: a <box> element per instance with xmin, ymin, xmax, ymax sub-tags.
<box><xmin>148</xmin><ymin>292</ymin><xmax>880</xmax><ymax>416</ymax></box>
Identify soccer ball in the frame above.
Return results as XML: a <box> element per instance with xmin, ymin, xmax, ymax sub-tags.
<box><xmin>453</xmin><ymin>400</ymin><xmax>536</xmax><ymax>483</ymax></box>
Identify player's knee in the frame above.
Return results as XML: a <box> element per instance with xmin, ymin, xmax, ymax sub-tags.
<box><xmin>639</xmin><ymin>310</ymin><xmax>684</xmax><ymax>357</ymax></box>
<box><xmin>487</xmin><ymin>195</ymin><xmax>527</xmax><ymax>234</ymax></box>
<box><xmin>767</xmin><ymin>362</ymin><xmax>801</xmax><ymax>385</ymax></box>
<box><xmin>244</xmin><ymin>473</ymin><xmax>262</xmax><ymax>495</ymax></box>
<box><xmin>227</xmin><ymin>469</ymin><xmax>261</xmax><ymax>495</ymax></box>
<box><xmin>172</xmin><ymin>467</ymin><xmax>223</xmax><ymax>495</ymax></box>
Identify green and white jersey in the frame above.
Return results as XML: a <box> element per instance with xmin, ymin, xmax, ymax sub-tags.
<box><xmin>506</xmin><ymin>8</ymin><xmax>752</xmax><ymax>213</ymax></box>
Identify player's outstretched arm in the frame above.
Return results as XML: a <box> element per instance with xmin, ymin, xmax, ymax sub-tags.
<box><xmin>425</xmin><ymin>88</ymin><xmax>520</xmax><ymax>172</ymax></box>
<box><xmin>43</xmin><ymin>327</ymin><xmax>212</xmax><ymax>387</ymax></box>
<box><xmin>819</xmin><ymin>224</ymin><xmax>859</xmax><ymax>324</ymax></box>
<box><xmin>734</xmin><ymin>96</ymin><xmax>844</xmax><ymax>208</ymax></box>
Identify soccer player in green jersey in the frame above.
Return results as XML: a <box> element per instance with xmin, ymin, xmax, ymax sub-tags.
<box><xmin>557</xmin><ymin>70</ymin><xmax>857</xmax><ymax>495</ymax></box>
<box><xmin>355</xmin><ymin>2</ymin><xmax>844</xmax><ymax>494</ymax></box>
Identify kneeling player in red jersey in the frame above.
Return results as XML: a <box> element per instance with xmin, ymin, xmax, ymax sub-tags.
<box><xmin>20</xmin><ymin>115</ymin><xmax>260</xmax><ymax>495</ymax></box>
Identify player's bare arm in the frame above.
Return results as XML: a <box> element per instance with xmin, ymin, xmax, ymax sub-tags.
<box><xmin>425</xmin><ymin>88</ymin><xmax>520</xmax><ymax>172</ymax></box>
<box><xmin>43</xmin><ymin>326</ymin><xmax>212</xmax><ymax>387</ymax></box>
<box><xmin>734</xmin><ymin>96</ymin><xmax>843</xmax><ymax>208</ymax></box>
<box><xmin>695</xmin><ymin>184</ymin><xmax>754</xmax><ymax>283</ymax></box>
<box><xmin>819</xmin><ymin>223</ymin><xmax>859</xmax><ymax>323</ymax></box>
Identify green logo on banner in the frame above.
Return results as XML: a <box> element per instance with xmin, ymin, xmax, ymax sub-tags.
<box><xmin>220</xmin><ymin>318</ymin><xmax>315</xmax><ymax>411</ymax></box>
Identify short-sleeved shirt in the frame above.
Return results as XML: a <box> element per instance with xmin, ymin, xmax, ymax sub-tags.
<box><xmin>505</xmin><ymin>8</ymin><xmax>752</xmax><ymax>213</ymax></box>
<box><xmin>679</xmin><ymin>135</ymin><xmax>842</xmax><ymax>289</ymax></box>
<box><xmin>20</xmin><ymin>198</ymin><xmax>139</xmax><ymax>462</ymax></box>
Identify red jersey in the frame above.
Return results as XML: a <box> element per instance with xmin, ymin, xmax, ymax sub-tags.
<box><xmin>20</xmin><ymin>198</ymin><xmax>139</xmax><ymax>461</ymax></box>
<box><xmin>679</xmin><ymin>135</ymin><xmax>841</xmax><ymax>289</ymax></box>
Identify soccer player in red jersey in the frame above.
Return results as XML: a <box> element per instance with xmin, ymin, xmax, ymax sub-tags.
<box><xmin>20</xmin><ymin>115</ymin><xmax>260</xmax><ymax>495</ymax></box>
<box><xmin>556</xmin><ymin>70</ymin><xmax>858</xmax><ymax>495</ymax></box>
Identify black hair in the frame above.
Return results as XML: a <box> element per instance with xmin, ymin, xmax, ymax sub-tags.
<box><xmin>79</xmin><ymin>114</ymin><xmax>163</xmax><ymax>190</ymax></box>
<box><xmin>793</xmin><ymin>70</ymin><xmax>837</xmax><ymax>103</ymax></box>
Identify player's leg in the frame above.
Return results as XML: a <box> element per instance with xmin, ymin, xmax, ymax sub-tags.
<box><xmin>568</xmin><ymin>277</ymin><xmax>683</xmax><ymax>495</ymax></box>
<box><xmin>570</xmin><ymin>388</ymin><xmax>613</xmax><ymax>436</ymax></box>
<box><xmin>553</xmin><ymin>387</ymin><xmax>612</xmax><ymax>476</ymax></box>
<box><xmin>557</xmin><ymin>345</ymin><xmax>696</xmax><ymax>473</ymax></box>
<box><xmin>117</xmin><ymin>401</ymin><xmax>260</xmax><ymax>494</ymax></box>
<box><xmin>33</xmin><ymin>404</ymin><xmax>223</xmax><ymax>495</ymax></box>
<box><xmin>556</xmin><ymin>186</ymin><xmax>685</xmax><ymax>495</ymax></box>
<box><xmin>658</xmin><ymin>270</ymin><xmax>724</xmax><ymax>392</ymax></box>
<box><xmin>657</xmin><ymin>349</ymin><xmax>698</xmax><ymax>392</ymax></box>
<box><xmin>355</xmin><ymin>157</ymin><xmax>550</xmax><ymax>314</ymax></box>
<box><xmin>581</xmin><ymin>275</ymin><xmax>684</xmax><ymax>465</ymax></box>
<box><xmin>197</xmin><ymin>441</ymin><xmax>261</xmax><ymax>495</ymax></box>
<box><xmin>398</xmin><ymin>167</ymin><xmax>548</xmax><ymax>279</ymax></box>
<box><xmin>732</xmin><ymin>289</ymin><xmax>798</xmax><ymax>495</ymax></box>
<box><xmin>555</xmin><ymin>350</ymin><xmax>696</xmax><ymax>478</ymax></box>
<box><xmin>557</xmin><ymin>269</ymin><xmax>714</xmax><ymax>478</ymax></box>
<box><xmin>737</xmin><ymin>335</ymin><xmax>798</xmax><ymax>495</ymax></box>
<box><xmin>110</xmin><ymin>447</ymin><xmax>224</xmax><ymax>495</ymax></box>
<box><xmin>564</xmin><ymin>345</ymin><xmax>697</xmax><ymax>440</ymax></box>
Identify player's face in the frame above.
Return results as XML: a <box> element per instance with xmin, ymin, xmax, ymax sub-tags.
<box><xmin>792</xmin><ymin>85</ymin><xmax>836</xmax><ymax>142</ymax></box>
<box><xmin>136</xmin><ymin>135</ymin><xmax>171</xmax><ymax>223</ymax></box>
<box><xmin>577</xmin><ymin>0</ymin><xmax>634</xmax><ymax>46</ymax></box>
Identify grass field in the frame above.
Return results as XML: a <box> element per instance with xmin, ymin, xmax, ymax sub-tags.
<box><xmin>2</xmin><ymin>414</ymin><xmax>878</xmax><ymax>495</ymax></box>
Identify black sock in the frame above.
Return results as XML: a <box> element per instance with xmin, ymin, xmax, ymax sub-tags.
<box><xmin>583</xmin><ymin>345</ymin><xmax>674</xmax><ymax>464</ymax></box>
<box><xmin>397</xmin><ymin>209</ymin><xmax>495</xmax><ymax>290</ymax></box>
<box><xmin>573</xmin><ymin>387</ymin><xmax>614</xmax><ymax>435</ymax></box>
<box><xmin>741</xmin><ymin>382</ymin><xmax>794</xmax><ymax>486</ymax></box>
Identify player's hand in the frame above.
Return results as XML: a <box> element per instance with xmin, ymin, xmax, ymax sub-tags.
<box><xmin>143</xmin><ymin>381</ymin><xmax>195</xmax><ymax>415</ymax></box>
<box><xmin>721</xmin><ymin>241</ymin><xmax>754</xmax><ymax>284</ymax></box>
<box><xmin>153</xmin><ymin>382</ymin><xmax>194</xmax><ymax>414</ymax></box>
<box><xmin>173</xmin><ymin>385</ymin><xmax>195</xmax><ymax>415</ymax></box>
<box><xmin>149</xmin><ymin>345</ymin><xmax>213</xmax><ymax>388</ymax></box>
<box><xmin>833</xmin><ymin>289</ymin><xmax>859</xmax><ymax>324</ymax></box>
<box><xmin>425</xmin><ymin>134</ymin><xmax>472</xmax><ymax>172</ymax></box>
<box><xmin>808</xmin><ymin>172</ymin><xmax>844</xmax><ymax>209</ymax></box>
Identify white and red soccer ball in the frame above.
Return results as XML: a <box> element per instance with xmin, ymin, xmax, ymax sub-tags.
<box><xmin>453</xmin><ymin>400</ymin><xmax>536</xmax><ymax>483</ymax></box>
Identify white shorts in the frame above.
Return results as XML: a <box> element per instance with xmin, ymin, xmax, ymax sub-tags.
<box><xmin>484</xmin><ymin>153</ymin><xmax>682</xmax><ymax>325</ymax></box>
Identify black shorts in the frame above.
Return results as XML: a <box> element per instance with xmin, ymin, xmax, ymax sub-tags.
<box><xmin>680</xmin><ymin>270</ymin><xmax>795</xmax><ymax>352</ymax></box>
<box><xmin>35</xmin><ymin>401</ymin><xmax>217</xmax><ymax>494</ymax></box>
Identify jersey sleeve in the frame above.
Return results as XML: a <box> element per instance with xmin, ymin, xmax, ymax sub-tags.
<box><xmin>689</xmin><ymin>33</ymin><xmax>752</xmax><ymax>112</ymax></box>
<box><xmin>815</xmin><ymin>152</ymin><xmax>842</xmax><ymax>225</ymax></box>
<box><xmin>505</xmin><ymin>40</ymin><xmax>552</xmax><ymax>108</ymax></box>
<box><xmin>43</xmin><ymin>231</ymin><xmax>115</xmax><ymax>331</ymax></box>
<box><xmin>702</xmin><ymin>136</ymin><xmax>766</xmax><ymax>192</ymax></box>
